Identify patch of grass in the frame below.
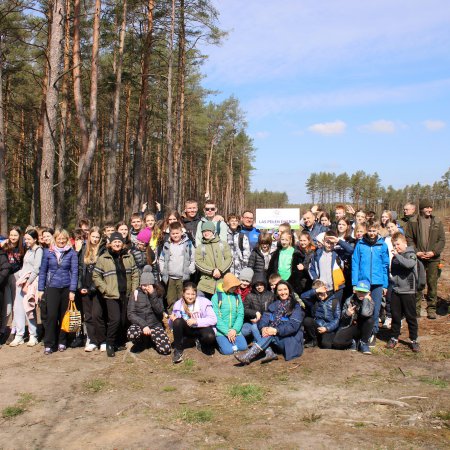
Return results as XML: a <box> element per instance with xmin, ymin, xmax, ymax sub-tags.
<box><xmin>172</xmin><ymin>357</ymin><xmax>196</xmax><ymax>374</ymax></box>
<box><xmin>84</xmin><ymin>378</ymin><xmax>109</xmax><ymax>393</ymax></box>
<box><xmin>418</xmin><ymin>376</ymin><xmax>448</xmax><ymax>388</ymax></box>
<box><xmin>353</xmin><ymin>422</ymin><xmax>365</xmax><ymax>428</ymax></box>
<box><xmin>228</xmin><ymin>384</ymin><xmax>264</xmax><ymax>403</ymax></box>
<box><xmin>178</xmin><ymin>407</ymin><xmax>213</xmax><ymax>423</ymax></box>
<box><xmin>301</xmin><ymin>411</ymin><xmax>322</xmax><ymax>423</ymax></box>
<box><xmin>277</xmin><ymin>374</ymin><xmax>289</xmax><ymax>383</ymax></box>
<box><xmin>18</xmin><ymin>393</ymin><xmax>35</xmax><ymax>406</ymax></box>
<box><xmin>435</xmin><ymin>410</ymin><xmax>450</xmax><ymax>421</ymax></box>
<box><xmin>2</xmin><ymin>406</ymin><xmax>25</xmax><ymax>419</ymax></box>
<box><xmin>162</xmin><ymin>386</ymin><xmax>177</xmax><ymax>392</ymax></box>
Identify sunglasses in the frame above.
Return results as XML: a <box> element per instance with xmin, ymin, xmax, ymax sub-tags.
<box><xmin>205</xmin><ymin>207</ymin><xmax>216</xmax><ymax>211</ymax></box>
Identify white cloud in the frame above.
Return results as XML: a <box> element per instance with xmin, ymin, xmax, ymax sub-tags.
<box><xmin>252</xmin><ymin>131</ymin><xmax>270</xmax><ymax>139</ymax></box>
<box><xmin>359</xmin><ymin>120</ymin><xmax>397</xmax><ymax>134</ymax></box>
<box><xmin>308</xmin><ymin>120</ymin><xmax>346</xmax><ymax>135</ymax></box>
<box><xmin>423</xmin><ymin>119</ymin><xmax>446</xmax><ymax>131</ymax></box>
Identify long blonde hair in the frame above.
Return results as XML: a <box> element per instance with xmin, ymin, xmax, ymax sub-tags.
<box><xmin>84</xmin><ymin>226</ymin><xmax>101</xmax><ymax>264</ymax></box>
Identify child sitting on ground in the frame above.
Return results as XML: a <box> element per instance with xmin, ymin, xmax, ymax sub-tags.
<box><xmin>301</xmin><ymin>280</ymin><xmax>341</xmax><ymax>349</ymax></box>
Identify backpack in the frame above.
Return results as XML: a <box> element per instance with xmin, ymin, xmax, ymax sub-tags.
<box><xmin>415</xmin><ymin>259</ymin><xmax>426</xmax><ymax>291</ymax></box>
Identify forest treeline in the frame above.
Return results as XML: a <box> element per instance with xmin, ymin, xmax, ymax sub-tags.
<box><xmin>303</xmin><ymin>169</ymin><xmax>450</xmax><ymax>214</ymax></box>
<box><xmin>0</xmin><ymin>0</ymin><xmax>255</xmax><ymax>233</ymax></box>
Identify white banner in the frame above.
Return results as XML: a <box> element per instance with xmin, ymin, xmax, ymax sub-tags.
<box><xmin>255</xmin><ymin>208</ymin><xmax>300</xmax><ymax>230</ymax></box>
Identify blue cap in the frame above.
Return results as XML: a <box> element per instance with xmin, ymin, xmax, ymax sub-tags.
<box><xmin>354</xmin><ymin>280</ymin><xmax>370</xmax><ymax>292</ymax></box>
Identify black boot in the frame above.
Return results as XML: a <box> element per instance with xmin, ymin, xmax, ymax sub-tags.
<box><xmin>234</xmin><ymin>344</ymin><xmax>263</xmax><ymax>365</ymax></box>
<box><xmin>106</xmin><ymin>344</ymin><xmax>115</xmax><ymax>357</ymax></box>
<box><xmin>260</xmin><ymin>347</ymin><xmax>278</xmax><ymax>364</ymax></box>
<box><xmin>304</xmin><ymin>340</ymin><xmax>318</xmax><ymax>348</ymax></box>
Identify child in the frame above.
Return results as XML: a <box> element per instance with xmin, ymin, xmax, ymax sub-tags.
<box><xmin>195</xmin><ymin>221</ymin><xmax>232</xmax><ymax>299</ymax></box>
<box><xmin>242</xmin><ymin>273</ymin><xmax>274</xmax><ymax>342</ymax></box>
<box><xmin>247</xmin><ymin>232</ymin><xmax>273</xmax><ymax>278</ymax></box>
<box><xmin>126</xmin><ymin>266</ymin><xmax>171</xmax><ymax>355</ymax></box>
<box><xmin>130</xmin><ymin>213</ymin><xmax>143</xmax><ymax>245</ymax></box>
<box><xmin>309</xmin><ymin>230</ymin><xmax>352</xmax><ymax>303</ymax></box>
<box><xmin>268</xmin><ymin>273</ymin><xmax>281</xmax><ymax>292</ymax></box>
<box><xmin>354</xmin><ymin>224</ymin><xmax>366</xmax><ymax>241</ymax></box>
<box><xmin>169</xmin><ymin>282</ymin><xmax>217</xmax><ymax>363</ymax></box>
<box><xmin>301</xmin><ymin>280</ymin><xmax>340</xmax><ymax>349</ymax></box>
<box><xmin>333</xmin><ymin>280</ymin><xmax>375</xmax><ymax>354</ymax></box>
<box><xmin>211</xmin><ymin>273</ymin><xmax>247</xmax><ymax>355</ymax></box>
<box><xmin>386</xmin><ymin>232</ymin><xmax>420</xmax><ymax>352</ymax></box>
<box><xmin>352</xmin><ymin>220</ymin><xmax>389</xmax><ymax>346</ymax></box>
<box><xmin>236</xmin><ymin>267</ymin><xmax>253</xmax><ymax>302</ymax></box>
<box><xmin>226</xmin><ymin>214</ymin><xmax>250</xmax><ymax>277</ymax></box>
<box><xmin>158</xmin><ymin>222</ymin><xmax>195</xmax><ymax>311</ymax></box>
<box><xmin>295</xmin><ymin>231</ymin><xmax>315</xmax><ymax>293</ymax></box>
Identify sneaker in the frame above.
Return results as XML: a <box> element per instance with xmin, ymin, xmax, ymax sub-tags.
<box><xmin>84</xmin><ymin>343</ymin><xmax>98</xmax><ymax>352</ymax></box>
<box><xmin>44</xmin><ymin>347</ymin><xmax>53</xmax><ymax>355</ymax></box>
<box><xmin>195</xmin><ymin>339</ymin><xmax>202</xmax><ymax>352</ymax></box>
<box><xmin>359</xmin><ymin>341</ymin><xmax>371</xmax><ymax>355</ymax></box>
<box><xmin>100</xmin><ymin>342</ymin><xmax>107</xmax><ymax>352</ymax></box>
<box><xmin>349</xmin><ymin>339</ymin><xmax>357</xmax><ymax>351</ymax></box>
<box><xmin>427</xmin><ymin>311</ymin><xmax>437</xmax><ymax>320</ymax></box>
<box><xmin>410</xmin><ymin>341</ymin><xmax>420</xmax><ymax>353</ymax></box>
<box><xmin>9</xmin><ymin>336</ymin><xmax>25</xmax><ymax>347</ymax></box>
<box><xmin>172</xmin><ymin>349</ymin><xmax>184</xmax><ymax>364</ymax></box>
<box><xmin>383</xmin><ymin>318</ymin><xmax>392</xmax><ymax>329</ymax></box>
<box><xmin>58</xmin><ymin>344</ymin><xmax>67</xmax><ymax>352</ymax></box>
<box><xmin>70</xmin><ymin>335</ymin><xmax>85</xmax><ymax>348</ymax></box>
<box><xmin>27</xmin><ymin>336</ymin><xmax>39</xmax><ymax>347</ymax></box>
<box><xmin>368</xmin><ymin>335</ymin><xmax>377</xmax><ymax>347</ymax></box>
<box><xmin>386</xmin><ymin>338</ymin><xmax>398</xmax><ymax>349</ymax></box>
<box><xmin>304</xmin><ymin>340</ymin><xmax>318</xmax><ymax>348</ymax></box>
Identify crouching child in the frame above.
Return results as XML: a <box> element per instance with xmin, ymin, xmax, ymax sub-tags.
<box><xmin>301</xmin><ymin>280</ymin><xmax>340</xmax><ymax>349</ymax></box>
<box><xmin>333</xmin><ymin>280</ymin><xmax>374</xmax><ymax>355</ymax></box>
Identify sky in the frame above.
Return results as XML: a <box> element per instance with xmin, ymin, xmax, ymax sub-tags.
<box><xmin>199</xmin><ymin>0</ymin><xmax>450</xmax><ymax>204</ymax></box>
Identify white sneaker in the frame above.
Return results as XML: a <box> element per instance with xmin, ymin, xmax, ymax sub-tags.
<box><xmin>27</xmin><ymin>336</ymin><xmax>38</xmax><ymax>347</ymax></box>
<box><xmin>100</xmin><ymin>342</ymin><xmax>107</xmax><ymax>352</ymax></box>
<box><xmin>85</xmin><ymin>343</ymin><xmax>98</xmax><ymax>352</ymax></box>
<box><xmin>9</xmin><ymin>336</ymin><xmax>25</xmax><ymax>347</ymax></box>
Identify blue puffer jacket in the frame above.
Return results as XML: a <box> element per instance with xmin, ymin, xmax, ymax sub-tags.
<box><xmin>301</xmin><ymin>289</ymin><xmax>341</xmax><ymax>332</ymax></box>
<box><xmin>351</xmin><ymin>236</ymin><xmax>389</xmax><ymax>288</ymax></box>
<box><xmin>258</xmin><ymin>300</ymin><xmax>304</xmax><ymax>361</ymax></box>
<box><xmin>38</xmin><ymin>248</ymin><xmax>79</xmax><ymax>292</ymax></box>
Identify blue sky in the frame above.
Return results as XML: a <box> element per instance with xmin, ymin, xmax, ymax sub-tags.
<box><xmin>199</xmin><ymin>0</ymin><xmax>450</xmax><ymax>203</ymax></box>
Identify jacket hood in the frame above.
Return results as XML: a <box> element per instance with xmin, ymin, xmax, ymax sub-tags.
<box><xmin>251</xmin><ymin>272</ymin><xmax>267</xmax><ymax>291</ymax></box>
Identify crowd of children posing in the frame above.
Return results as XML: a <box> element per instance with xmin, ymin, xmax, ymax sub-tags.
<box><xmin>0</xmin><ymin>200</ymin><xmax>439</xmax><ymax>365</ymax></box>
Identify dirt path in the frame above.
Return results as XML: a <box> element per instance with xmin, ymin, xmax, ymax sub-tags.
<box><xmin>0</xmin><ymin>233</ymin><xmax>449</xmax><ymax>449</ymax></box>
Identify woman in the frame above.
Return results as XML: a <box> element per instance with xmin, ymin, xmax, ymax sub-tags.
<box><xmin>379</xmin><ymin>210</ymin><xmax>393</xmax><ymax>237</ymax></box>
<box><xmin>143</xmin><ymin>212</ymin><xmax>160</xmax><ymax>252</ymax></box>
<box><xmin>92</xmin><ymin>232</ymin><xmax>139</xmax><ymax>357</ymax></box>
<box><xmin>351</xmin><ymin>210</ymin><xmax>367</xmax><ymax>238</ymax></box>
<box><xmin>319</xmin><ymin>212</ymin><xmax>332</xmax><ymax>228</ymax></box>
<box><xmin>127</xmin><ymin>265</ymin><xmax>170</xmax><ymax>355</ymax></box>
<box><xmin>335</xmin><ymin>218</ymin><xmax>356</xmax><ymax>301</ymax></box>
<box><xmin>211</xmin><ymin>273</ymin><xmax>247</xmax><ymax>355</ymax></box>
<box><xmin>78</xmin><ymin>226</ymin><xmax>102</xmax><ymax>352</ymax></box>
<box><xmin>0</xmin><ymin>226</ymin><xmax>25</xmax><ymax>339</ymax></box>
<box><xmin>10</xmin><ymin>229</ymin><xmax>43</xmax><ymax>347</ymax></box>
<box><xmin>38</xmin><ymin>229</ymin><xmax>78</xmax><ymax>355</ymax></box>
<box><xmin>235</xmin><ymin>280</ymin><xmax>305</xmax><ymax>364</ymax></box>
<box><xmin>115</xmin><ymin>221</ymin><xmax>132</xmax><ymax>251</ymax></box>
<box><xmin>267</xmin><ymin>231</ymin><xmax>303</xmax><ymax>295</ymax></box>
<box><xmin>41</xmin><ymin>228</ymin><xmax>55</xmax><ymax>249</ymax></box>
<box><xmin>169</xmin><ymin>282</ymin><xmax>217</xmax><ymax>363</ymax></box>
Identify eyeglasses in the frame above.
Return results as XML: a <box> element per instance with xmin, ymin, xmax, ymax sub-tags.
<box><xmin>205</xmin><ymin>207</ymin><xmax>216</xmax><ymax>211</ymax></box>
<box><xmin>242</xmin><ymin>216</ymin><xmax>253</xmax><ymax>220</ymax></box>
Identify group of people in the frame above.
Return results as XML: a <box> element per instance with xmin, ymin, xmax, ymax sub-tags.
<box><xmin>0</xmin><ymin>197</ymin><xmax>445</xmax><ymax>365</ymax></box>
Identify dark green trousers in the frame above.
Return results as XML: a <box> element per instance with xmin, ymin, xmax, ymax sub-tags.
<box><xmin>416</xmin><ymin>260</ymin><xmax>439</xmax><ymax>315</ymax></box>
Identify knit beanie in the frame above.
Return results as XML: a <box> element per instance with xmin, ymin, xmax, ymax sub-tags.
<box><xmin>140</xmin><ymin>265</ymin><xmax>155</xmax><ymax>285</ymax></box>
<box><xmin>222</xmin><ymin>273</ymin><xmax>241</xmax><ymax>293</ymax></box>
<box><xmin>109</xmin><ymin>232</ymin><xmax>124</xmax><ymax>243</ymax></box>
<box><xmin>419</xmin><ymin>199</ymin><xmax>432</xmax><ymax>210</ymax></box>
<box><xmin>136</xmin><ymin>227</ymin><xmax>152</xmax><ymax>245</ymax></box>
<box><xmin>201</xmin><ymin>221</ymin><xmax>216</xmax><ymax>233</ymax></box>
<box><xmin>239</xmin><ymin>267</ymin><xmax>254</xmax><ymax>283</ymax></box>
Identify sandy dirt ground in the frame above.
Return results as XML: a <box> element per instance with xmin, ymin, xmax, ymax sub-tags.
<box><xmin>0</xmin><ymin>231</ymin><xmax>449</xmax><ymax>449</ymax></box>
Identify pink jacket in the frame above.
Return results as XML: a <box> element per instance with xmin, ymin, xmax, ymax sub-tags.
<box><xmin>169</xmin><ymin>296</ymin><xmax>217</xmax><ymax>328</ymax></box>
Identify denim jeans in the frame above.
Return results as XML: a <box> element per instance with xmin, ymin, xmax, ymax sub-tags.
<box><xmin>255</xmin><ymin>335</ymin><xmax>285</xmax><ymax>353</ymax></box>
<box><xmin>370</xmin><ymin>285</ymin><xmax>383</xmax><ymax>335</ymax></box>
<box><xmin>241</xmin><ymin>322</ymin><xmax>262</xmax><ymax>342</ymax></box>
<box><xmin>216</xmin><ymin>334</ymin><xmax>248</xmax><ymax>354</ymax></box>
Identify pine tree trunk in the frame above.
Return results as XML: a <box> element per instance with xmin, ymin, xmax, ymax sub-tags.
<box><xmin>0</xmin><ymin>37</ymin><xmax>7</xmax><ymax>233</ymax></box>
<box><xmin>40</xmin><ymin>0</ymin><xmax>65</xmax><ymax>227</ymax></box>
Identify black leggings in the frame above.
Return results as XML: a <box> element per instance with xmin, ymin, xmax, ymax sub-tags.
<box><xmin>172</xmin><ymin>318</ymin><xmax>216</xmax><ymax>353</ymax></box>
<box><xmin>390</xmin><ymin>292</ymin><xmax>418</xmax><ymax>341</ymax></box>
<box><xmin>333</xmin><ymin>316</ymin><xmax>374</xmax><ymax>349</ymax></box>
<box><xmin>44</xmin><ymin>287</ymin><xmax>69</xmax><ymax>348</ymax></box>
<box><xmin>303</xmin><ymin>317</ymin><xmax>335</xmax><ymax>349</ymax></box>
<box><xmin>129</xmin><ymin>326</ymin><xmax>171</xmax><ymax>354</ymax></box>
<box><xmin>81</xmin><ymin>293</ymin><xmax>99</xmax><ymax>345</ymax></box>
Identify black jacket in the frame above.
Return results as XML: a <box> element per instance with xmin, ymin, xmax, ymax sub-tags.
<box><xmin>0</xmin><ymin>249</ymin><xmax>11</xmax><ymax>288</ymax></box>
<box><xmin>127</xmin><ymin>288</ymin><xmax>165</xmax><ymax>329</ymax></box>
<box><xmin>244</xmin><ymin>274</ymin><xmax>274</xmax><ymax>320</ymax></box>
<box><xmin>247</xmin><ymin>248</ymin><xmax>270</xmax><ymax>277</ymax></box>
<box><xmin>268</xmin><ymin>247</ymin><xmax>304</xmax><ymax>295</ymax></box>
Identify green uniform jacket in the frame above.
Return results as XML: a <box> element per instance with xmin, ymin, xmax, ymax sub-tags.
<box><xmin>211</xmin><ymin>283</ymin><xmax>244</xmax><ymax>336</ymax></box>
<box><xmin>92</xmin><ymin>251</ymin><xmax>140</xmax><ymax>299</ymax></box>
<box><xmin>406</xmin><ymin>214</ymin><xmax>446</xmax><ymax>261</ymax></box>
<box><xmin>195</xmin><ymin>235</ymin><xmax>232</xmax><ymax>295</ymax></box>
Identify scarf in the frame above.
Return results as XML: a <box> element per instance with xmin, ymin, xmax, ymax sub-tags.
<box><xmin>269</xmin><ymin>299</ymin><xmax>290</xmax><ymax>328</ymax></box>
<box><xmin>363</xmin><ymin>235</ymin><xmax>378</xmax><ymax>246</ymax></box>
<box><xmin>51</xmin><ymin>244</ymin><xmax>71</xmax><ymax>262</ymax></box>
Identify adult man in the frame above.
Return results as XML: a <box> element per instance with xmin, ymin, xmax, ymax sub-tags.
<box><xmin>406</xmin><ymin>199</ymin><xmax>445</xmax><ymax>319</ymax></box>
<box><xmin>182</xmin><ymin>199</ymin><xmax>201</xmax><ymax>245</ymax></box>
<box><xmin>399</xmin><ymin>202</ymin><xmax>416</xmax><ymax>230</ymax></box>
<box><xmin>240</xmin><ymin>210</ymin><xmax>260</xmax><ymax>251</ymax></box>
<box><xmin>195</xmin><ymin>200</ymin><xmax>228</xmax><ymax>247</ymax></box>
<box><xmin>301</xmin><ymin>211</ymin><xmax>328</xmax><ymax>244</ymax></box>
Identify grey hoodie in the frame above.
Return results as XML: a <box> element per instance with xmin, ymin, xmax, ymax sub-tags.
<box><xmin>389</xmin><ymin>246</ymin><xmax>417</xmax><ymax>294</ymax></box>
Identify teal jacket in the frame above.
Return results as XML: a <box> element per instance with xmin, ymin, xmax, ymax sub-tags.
<box><xmin>211</xmin><ymin>283</ymin><xmax>244</xmax><ymax>336</ymax></box>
